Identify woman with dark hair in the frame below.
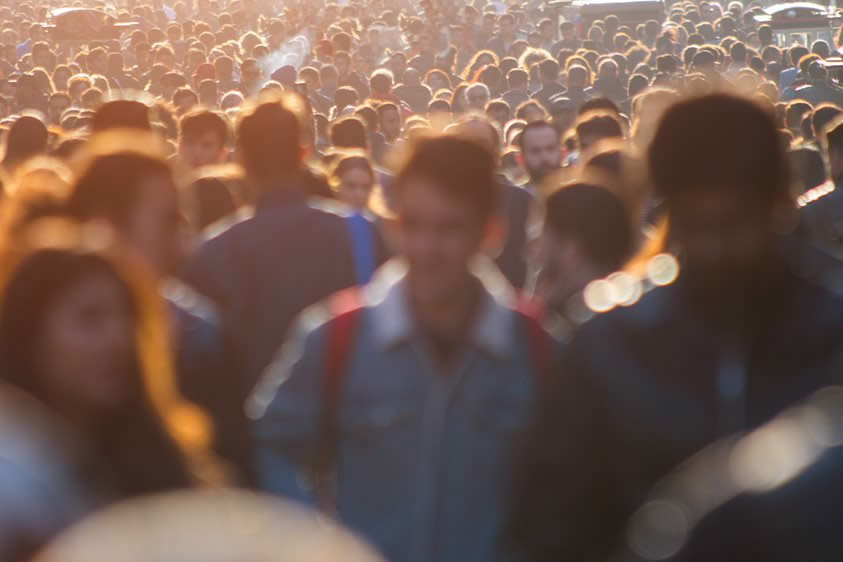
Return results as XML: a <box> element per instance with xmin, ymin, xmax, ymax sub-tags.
<box><xmin>472</xmin><ymin>64</ymin><xmax>504</xmax><ymax>98</ymax></box>
<box><xmin>2</xmin><ymin>114</ymin><xmax>48</xmax><ymax>175</ymax></box>
<box><xmin>0</xmin><ymin>219</ymin><xmax>222</xmax><ymax>561</ymax></box>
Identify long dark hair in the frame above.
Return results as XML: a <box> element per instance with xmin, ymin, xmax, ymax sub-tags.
<box><xmin>0</xmin><ymin>220</ymin><xmax>223</xmax><ymax>498</ymax></box>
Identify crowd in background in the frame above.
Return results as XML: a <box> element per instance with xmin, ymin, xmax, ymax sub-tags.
<box><xmin>2</xmin><ymin>0</ymin><xmax>843</xmax><ymax>560</ymax></box>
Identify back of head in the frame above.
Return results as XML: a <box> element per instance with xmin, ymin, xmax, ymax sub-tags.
<box><xmin>649</xmin><ymin>94</ymin><xmax>788</xmax><ymax>210</ymax></box>
<box><xmin>4</xmin><ymin>114</ymin><xmax>48</xmax><ymax>170</ymax></box>
<box><xmin>330</xmin><ymin>116</ymin><xmax>369</xmax><ymax>150</ymax></box>
<box><xmin>545</xmin><ymin>181</ymin><xmax>634</xmax><ymax>271</ymax></box>
<box><xmin>92</xmin><ymin>100</ymin><xmax>152</xmax><ymax>132</ymax></box>
<box><xmin>236</xmin><ymin>92</ymin><xmax>304</xmax><ymax>187</ymax></box>
<box><xmin>575</xmin><ymin>111</ymin><xmax>623</xmax><ymax>149</ymax></box>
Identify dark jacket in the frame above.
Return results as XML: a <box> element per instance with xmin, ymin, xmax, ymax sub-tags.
<box><xmin>185</xmin><ymin>185</ymin><xmax>357</xmax><ymax>394</ymax></box>
<box><xmin>508</xmin><ymin>240</ymin><xmax>843</xmax><ymax>562</ymax></box>
<box><xmin>532</xmin><ymin>82</ymin><xmax>566</xmax><ymax>110</ymax></box>
<box><xmin>496</xmin><ymin>176</ymin><xmax>533</xmax><ymax>289</ymax></box>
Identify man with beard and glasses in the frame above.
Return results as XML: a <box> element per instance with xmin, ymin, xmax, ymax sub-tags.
<box><xmin>506</xmin><ymin>93</ymin><xmax>843</xmax><ymax>562</ymax></box>
<box><xmin>517</xmin><ymin>121</ymin><xmax>562</xmax><ymax>196</ymax></box>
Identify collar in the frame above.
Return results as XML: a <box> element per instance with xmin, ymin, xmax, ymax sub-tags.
<box><xmin>365</xmin><ymin>257</ymin><xmax>517</xmax><ymax>359</ymax></box>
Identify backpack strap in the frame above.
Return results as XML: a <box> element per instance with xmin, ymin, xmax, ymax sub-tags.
<box><xmin>515</xmin><ymin>295</ymin><xmax>552</xmax><ymax>384</ymax></box>
<box><xmin>311</xmin><ymin>288</ymin><xmax>364</xmax><ymax>514</ymax></box>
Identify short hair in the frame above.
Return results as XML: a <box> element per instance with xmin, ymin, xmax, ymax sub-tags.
<box><xmin>578</xmin><ymin>97</ymin><xmax>620</xmax><ymax>115</ymax></box>
<box><xmin>545</xmin><ymin>182</ymin><xmax>633</xmax><ymax>271</ymax></box>
<box><xmin>649</xmin><ymin>93</ymin><xmax>790</xmax><ymax>208</ymax></box>
<box><xmin>785</xmin><ymin>100</ymin><xmax>814</xmax><ymax>130</ymax></box>
<box><xmin>179</xmin><ymin>109</ymin><xmax>230</xmax><ymax>146</ymax></box>
<box><xmin>789</xmin><ymin>45</ymin><xmax>810</xmax><ymax>66</ymax></box>
<box><xmin>539</xmin><ymin>59</ymin><xmax>560</xmax><ymax>82</ymax></box>
<box><xmin>823</xmin><ymin>114</ymin><xmax>843</xmax><ymax>154</ymax></box>
<box><xmin>428</xmin><ymin>99</ymin><xmax>451</xmax><ymax>113</ymax></box>
<box><xmin>790</xmin><ymin>146</ymin><xmax>826</xmax><ymax>191</ymax></box>
<box><xmin>237</xmin><ymin>93</ymin><xmax>304</xmax><ymax>184</ymax></box>
<box><xmin>329</xmin><ymin>152</ymin><xmax>374</xmax><ymax>188</ymax></box>
<box><xmin>394</xmin><ymin>135</ymin><xmax>498</xmax><ymax>220</ymax></box>
<box><xmin>575</xmin><ymin>112</ymin><xmax>623</xmax><ymax>145</ymax></box>
<box><xmin>370</xmin><ymin>69</ymin><xmax>393</xmax><ymax>94</ymax></box>
<box><xmin>507</xmin><ymin>68</ymin><xmax>528</xmax><ymax>88</ymax></box>
<box><xmin>730</xmin><ymin>41</ymin><xmax>746</xmax><ymax>63</ymax></box>
<box><xmin>330</xmin><ymin>116</ymin><xmax>368</xmax><ymax>149</ymax></box>
<box><xmin>517</xmin><ymin>120</ymin><xmax>559</xmax><ymax>151</ymax></box>
<box><xmin>515</xmin><ymin>100</ymin><xmax>548</xmax><ymax>121</ymax></box>
<box><xmin>92</xmin><ymin>100</ymin><xmax>152</xmax><ymax>132</ymax></box>
<box><xmin>376</xmin><ymin>102</ymin><xmax>399</xmax><ymax>118</ymax></box>
<box><xmin>334</xmin><ymin>86</ymin><xmax>358</xmax><ymax>109</ymax></box>
<box><xmin>172</xmin><ymin>86</ymin><xmax>199</xmax><ymax>106</ymax></box>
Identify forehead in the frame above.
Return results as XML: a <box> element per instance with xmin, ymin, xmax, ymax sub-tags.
<box><xmin>523</xmin><ymin>126</ymin><xmax>558</xmax><ymax>147</ymax></box>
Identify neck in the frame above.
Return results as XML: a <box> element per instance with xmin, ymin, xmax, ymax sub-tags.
<box><xmin>409</xmin><ymin>274</ymin><xmax>483</xmax><ymax>360</ymax></box>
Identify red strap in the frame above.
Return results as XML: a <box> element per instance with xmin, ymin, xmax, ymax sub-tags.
<box><xmin>313</xmin><ymin>288</ymin><xmax>364</xmax><ymax>513</ymax></box>
<box><xmin>515</xmin><ymin>295</ymin><xmax>551</xmax><ymax>384</ymax></box>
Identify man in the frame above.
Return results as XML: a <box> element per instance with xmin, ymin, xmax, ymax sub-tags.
<box><xmin>554</xmin><ymin>65</ymin><xmax>592</xmax><ymax>110</ymax></box>
<box><xmin>532</xmin><ymin>59</ymin><xmax>565</xmax><ymax>110</ymax></box>
<box><xmin>779</xmin><ymin>46</ymin><xmax>808</xmax><ymax>90</ymax></box>
<box><xmin>178</xmin><ymin>109</ymin><xmax>230</xmax><ymax>169</ymax></box>
<box><xmin>575</xmin><ymin>111</ymin><xmax>624</xmax><ymax>153</ymax></box>
<box><xmin>251</xmin><ymin>134</ymin><xmax>555</xmax><ymax>562</ymax></box>
<box><xmin>335</xmin><ymin>50</ymin><xmax>370</xmax><ymax>100</ymax></box>
<box><xmin>487</xmin><ymin>13</ymin><xmax>518</xmax><ymax>58</ymax></box>
<box><xmin>393</xmin><ymin>68</ymin><xmax>431</xmax><ymax>114</ymax></box>
<box><xmin>466</xmin><ymin>82</ymin><xmax>491</xmax><ymax>112</ymax></box>
<box><xmin>532</xmin><ymin>179</ymin><xmax>635</xmax><ymax>327</ymax></box>
<box><xmin>47</xmin><ymin>92</ymin><xmax>71</xmax><ymax>125</ymax></box>
<box><xmin>186</xmin><ymin>92</ymin><xmax>357</xmax><ymax>389</ymax></box>
<box><xmin>377</xmin><ymin>102</ymin><xmax>402</xmax><ymax>144</ymax></box>
<box><xmin>509</xmin><ymin>93</ymin><xmax>843</xmax><ymax>562</ymax></box>
<box><xmin>802</xmin><ymin>115</ymin><xmax>843</xmax><ymax>246</ymax></box>
<box><xmin>784</xmin><ymin>60</ymin><xmax>843</xmax><ymax>106</ymax></box>
<box><xmin>503</xmin><ymin>69</ymin><xmax>531</xmax><ymax>112</ymax></box>
<box><xmin>518</xmin><ymin>120</ymin><xmax>562</xmax><ymax>195</ymax></box>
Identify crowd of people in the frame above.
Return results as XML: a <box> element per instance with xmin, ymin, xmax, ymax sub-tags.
<box><xmin>2</xmin><ymin>0</ymin><xmax>843</xmax><ymax>560</ymax></box>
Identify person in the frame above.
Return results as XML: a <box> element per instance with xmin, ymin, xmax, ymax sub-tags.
<box><xmin>502</xmin><ymin>68</ymin><xmax>531</xmax><ymax>112</ymax></box>
<box><xmin>784</xmin><ymin>60</ymin><xmax>843</xmax><ymax>106</ymax></box>
<box><xmin>532</xmin><ymin>59</ymin><xmax>565</xmax><ymax>110</ymax></box>
<box><xmin>508</xmin><ymin>93</ymin><xmax>843</xmax><ymax>562</ymax></box>
<box><xmin>532</xmin><ymin>179</ymin><xmax>635</xmax><ymax>323</ymax></box>
<box><xmin>465</xmin><ymin>82</ymin><xmax>491</xmax><ymax>112</ymax></box>
<box><xmin>62</xmin><ymin>132</ymin><xmax>249</xmax><ymax>481</ymax></box>
<box><xmin>393</xmin><ymin>68</ymin><xmax>432</xmax><ymax>114</ymax></box>
<box><xmin>250</xmin><ymin>134</ymin><xmax>556</xmax><ymax>562</ymax></box>
<box><xmin>2</xmin><ymin>113</ymin><xmax>48</xmax><ymax>175</ymax></box>
<box><xmin>329</xmin><ymin>152</ymin><xmax>389</xmax><ymax>285</ymax></box>
<box><xmin>801</xmin><ymin>114</ymin><xmax>843</xmax><ymax>247</ymax></box>
<box><xmin>178</xmin><ymin>109</ymin><xmax>231</xmax><ymax>170</ymax></box>
<box><xmin>0</xmin><ymin>220</ymin><xmax>221</xmax><ymax>561</ymax></box>
<box><xmin>517</xmin><ymin>120</ymin><xmax>562</xmax><ymax>195</ymax></box>
<box><xmin>377</xmin><ymin>102</ymin><xmax>402</xmax><ymax>144</ymax></box>
<box><xmin>185</xmin><ymin>92</ymin><xmax>357</xmax><ymax>391</ymax></box>
<box><xmin>554</xmin><ymin>65</ymin><xmax>592</xmax><ymax>110</ymax></box>
<box><xmin>575</xmin><ymin>110</ymin><xmax>625</xmax><ymax>153</ymax></box>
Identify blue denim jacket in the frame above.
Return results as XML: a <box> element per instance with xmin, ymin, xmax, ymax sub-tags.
<box><xmin>249</xmin><ymin>260</ymin><xmax>557</xmax><ymax>562</ymax></box>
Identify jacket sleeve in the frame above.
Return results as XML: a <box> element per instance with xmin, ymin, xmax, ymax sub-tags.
<box><xmin>248</xmin><ymin>309</ymin><xmax>330</xmax><ymax>505</ymax></box>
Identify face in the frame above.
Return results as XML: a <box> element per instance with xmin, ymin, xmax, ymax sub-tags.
<box><xmin>380</xmin><ymin>108</ymin><xmax>402</xmax><ymax>140</ymax></box>
<box><xmin>397</xmin><ymin>177</ymin><xmax>487</xmax><ymax>306</ymax></box>
<box><xmin>125</xmin><ymin>174</ymin><xmax>186</xmax><ymax>275</ymax></box>
<box><xmin>534</xmin><ymin>229</ymin><xmax>593</xmax><ymax>305</ymax></box>
<box><xmin>339</xmin><ymin>166</ymin><xmax>374</xmax><ymax>211</ymax></box>
<box><xmin>180</xmin><ymin>131</ymin><xmax>224</xmax><ymax>169</ymax></box>
<box><xmin>37</xmin><ymin>272</ymin><xmax>137</xmax><ymax>416</ymax></box>
<box><xmin>467</xmin><ymin>88</ymin><xmax>489</xmax><ymax>110</ymax></box>
<box><xmin>522</xmin><ymin>126</ymin><xmax>562</xmax><ymax>182</ymax></box>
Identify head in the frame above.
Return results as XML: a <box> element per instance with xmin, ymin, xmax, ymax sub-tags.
<box><xmin>236</xmin><ymin>92</ymin><xmax>304</xmax><ymax>189</ymax></box>
<box><xmin>465</xmin><ymin>82</ymin><xmax>491</xmax><ymax>111</ymax></box>
<box><xmin>3</xmin><ymin>114</ymin><xmax>48</xmax><ymax>172</ymax></box>
<box><xmin>393</xmin><ymin>135</ymin><xmax>499</xmax><ymax>306</ymax></box>
<box><xmin>575</xmin><ymin>111</ymin><xmax>624</xmax><ymax>152</ymax></box>
<box><xmin>518</xmin><ymin>120</ymin><xmax>562</xmax><ymax>184</ymax></box>
<box><xmin>330</xmin><ymin>116</ymin><xmax>369</xmax><ymax>150</ymax></box>
<box><xmin>66</xmin><ymin>138</ymin><xmax>185</xmax><ymax>276</ymax></box>
<box><xmin>537</xmin><ymin>181</ymin><xmax>634</xmax><ymax>304</ymax></box>
<box><xmin>377</xmin><ymin>102</ymin><xmax>402</xmax><ymax>142</ymax></box>
<box><xmin>649</xmin><ymin>94</ymin><xmax>792</xmax><ymax>294</ymax></box>
<box><xmin>823</xmin><ymin>115</ymin><xmax>843</xmax><ymax>183</ymax></box>
<box><xmin>179</xmin><ymin>110</ymin><xmax>230</xmax><ymax>169</ymax></box>
<box><xmin>47</xmin><ymin>92</ymin><xmax>71</xmax><ymax>125</ymax></box>
<box><xmin>330</xmin><ymin>152</ymin><xmax>376</xmax><ymax>212</ymax></box>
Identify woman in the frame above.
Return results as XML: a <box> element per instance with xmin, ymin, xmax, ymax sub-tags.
<box><xmin>329</xmin><ymin>152</ymin><xmax>389</xmax><ymax>284</ymax></box>
<box><xmin>0</xmin><ymin>219</ymin><xmax>222</xmax><ymax>561</ymax></box>
<box><xmin>2</xmin><ymin>114</ymin><xmax>48</xmax><ymax>176</ymax></box>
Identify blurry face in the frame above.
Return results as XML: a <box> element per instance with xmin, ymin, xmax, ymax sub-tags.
<box><xmin>380</xmin><ymin>108</ymin><xmax>401</xmax><ymax>140</ymax></box>
<box><xmin>534</xmin><ymin>230</ymin><xmax>593</xmax><ymax>305</ymax></box>
<box><xmin>339</xmin><ymin>166</ymin><xmax>374</xmax><ymax>211</ymax></box>
<box><xmin>522</xmin><ymin>126</ymin><xmax>562</xmax><ymax>182</ymax></box>
<box><xmin>37</xmin><ymin>272</ymin><xmax>137</xmax><ymax>416</ymax></box>
<box><xmin>48</xmin><ymin>97</ymin><xmax>70</xmax><ymax>123</ymax></box>
<box><xmin>180</xmin><ymin>132</ymin><xmax>225</xmax><ymax>169</ymax></box>
<box><xmin>397</xmin><ymin>177</ymin><xmax>486</xmax><ymax>306</ymax></box>
<box><xmin>125</xmin><ymin>174</ymin><xmax>185</xmax><ymax>276</ymax></box>
<box><xmin>670</xmin><ymin>187</ymin><xmax>776</xmax><ymax>289</ymax></box>
<box><xmin>467</xmin><ymin>88</ymin><xmax>489</xmax><ymax>110</ymax></box>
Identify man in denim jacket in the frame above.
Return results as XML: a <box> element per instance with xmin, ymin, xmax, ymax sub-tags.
<box><xmin>250</xmin><ymin>136</ymin><xmax>557</xmax><ymax>562</ymax></box>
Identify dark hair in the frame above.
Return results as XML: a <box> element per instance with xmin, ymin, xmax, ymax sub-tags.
<box><xmin>823</xmin><ymin>115</ymin><xmax>843</xmax><ymax>155</ymax></box>
<box><xmin>330</xmin><ymin>116</ymin><xmax>369</xmax><ymax>150</ymax></box>
<box><xmin>0</xmin><ymin>222</ymin><xmax>218</xmax><ymax>498</ymax></box>
<box><xmin>785</xmin><ymin>100</ymin><xmax>814</xmax><ymax>131</ymax></box>
<box><xmin>578</xmin><ymin>97</ymin><xmax>620</xmax><ymax>115</ymax></box>
<box><xmin>507</xmin><ymin>68</ymin><xmax>528</xmax><ymax>88</ymax></box>
<box><xmin>334</xmin><ymin>86</ymin><xmax>359</xmax><ymax>110</ymax></box>
<box><xmin>789</xmin><ymin>146</ymin><xmax>827</xmax><ymax>192</ymax></box>
<box><xmin>370</xmin><ymin>71</ymin><xmax>392</xmax><ymax>94</ymax></box>
<box><xmin>812</xmin><ymin>104</ymin><xmax>842</xmax><ymax>137</ymax></box>
<box><xmin>66</xmin><ymin>151</ymin><xmax>173</xmax><ymax>229</ymax></box>
<box><xmin>789</xmin><ymin>45</ymin><xmax>810</xmax><ymax>66</ymax></box>
<box><xmin>92</xmin><ymin>100</ymin><xmax>152</xmax><ymax>133</ymax></box>
<box><xmin>329</xmin><ymin>153</ymin><xmax>375</xmax><ymax>188</ymax></box>
<box><xmin>649</xmin><ymin>94</ymin><xmax>790</xmax><ymax>208</ymax></box>
<box><xmin>3</xmin><ymin>115</ymin><xmax>48</xmax><ymax>172</ymax></box>
<box><xmin>179</xmin><ymin>109</ymin><xmax>230</xmax><ymax>146</ymax></box>
<box><xmin>575</xmin><ymin>112</ymin><xmax>623</xmax><ymax>146</ymax></box>
<box><xmin>187</xmin><ymin>177</ymin><xmax>239</xmax><ymax>229</ymax></box>
<box><xmin>394</xmin><ymin>135</ymin><xmax>498</xmax><ymax>220</ymax></box>
<box><xmin>545</xmin><ymin>182</ymin><xmax>633</xmax><ymax>271</ymax></box>
<box><xmin>236</xmin><ymin>93</ymin><xmax>303</xmax><ymax>185</ymax></box>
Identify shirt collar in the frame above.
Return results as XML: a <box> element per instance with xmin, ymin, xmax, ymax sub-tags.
<box><xmin>365</xmin><ymin>257</ymin><xmax>517</xmax><ymax>358</ymax></box>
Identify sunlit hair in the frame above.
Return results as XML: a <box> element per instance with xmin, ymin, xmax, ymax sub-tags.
<box><xmin>0</xmin><ymin>219</ymin><xmax>224</xmax><ymax>488</ymax></box>
<box><xmin>462</xmin><ymin>49</ymin><xmax>500</xmax><ymax>81</ymax></box>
